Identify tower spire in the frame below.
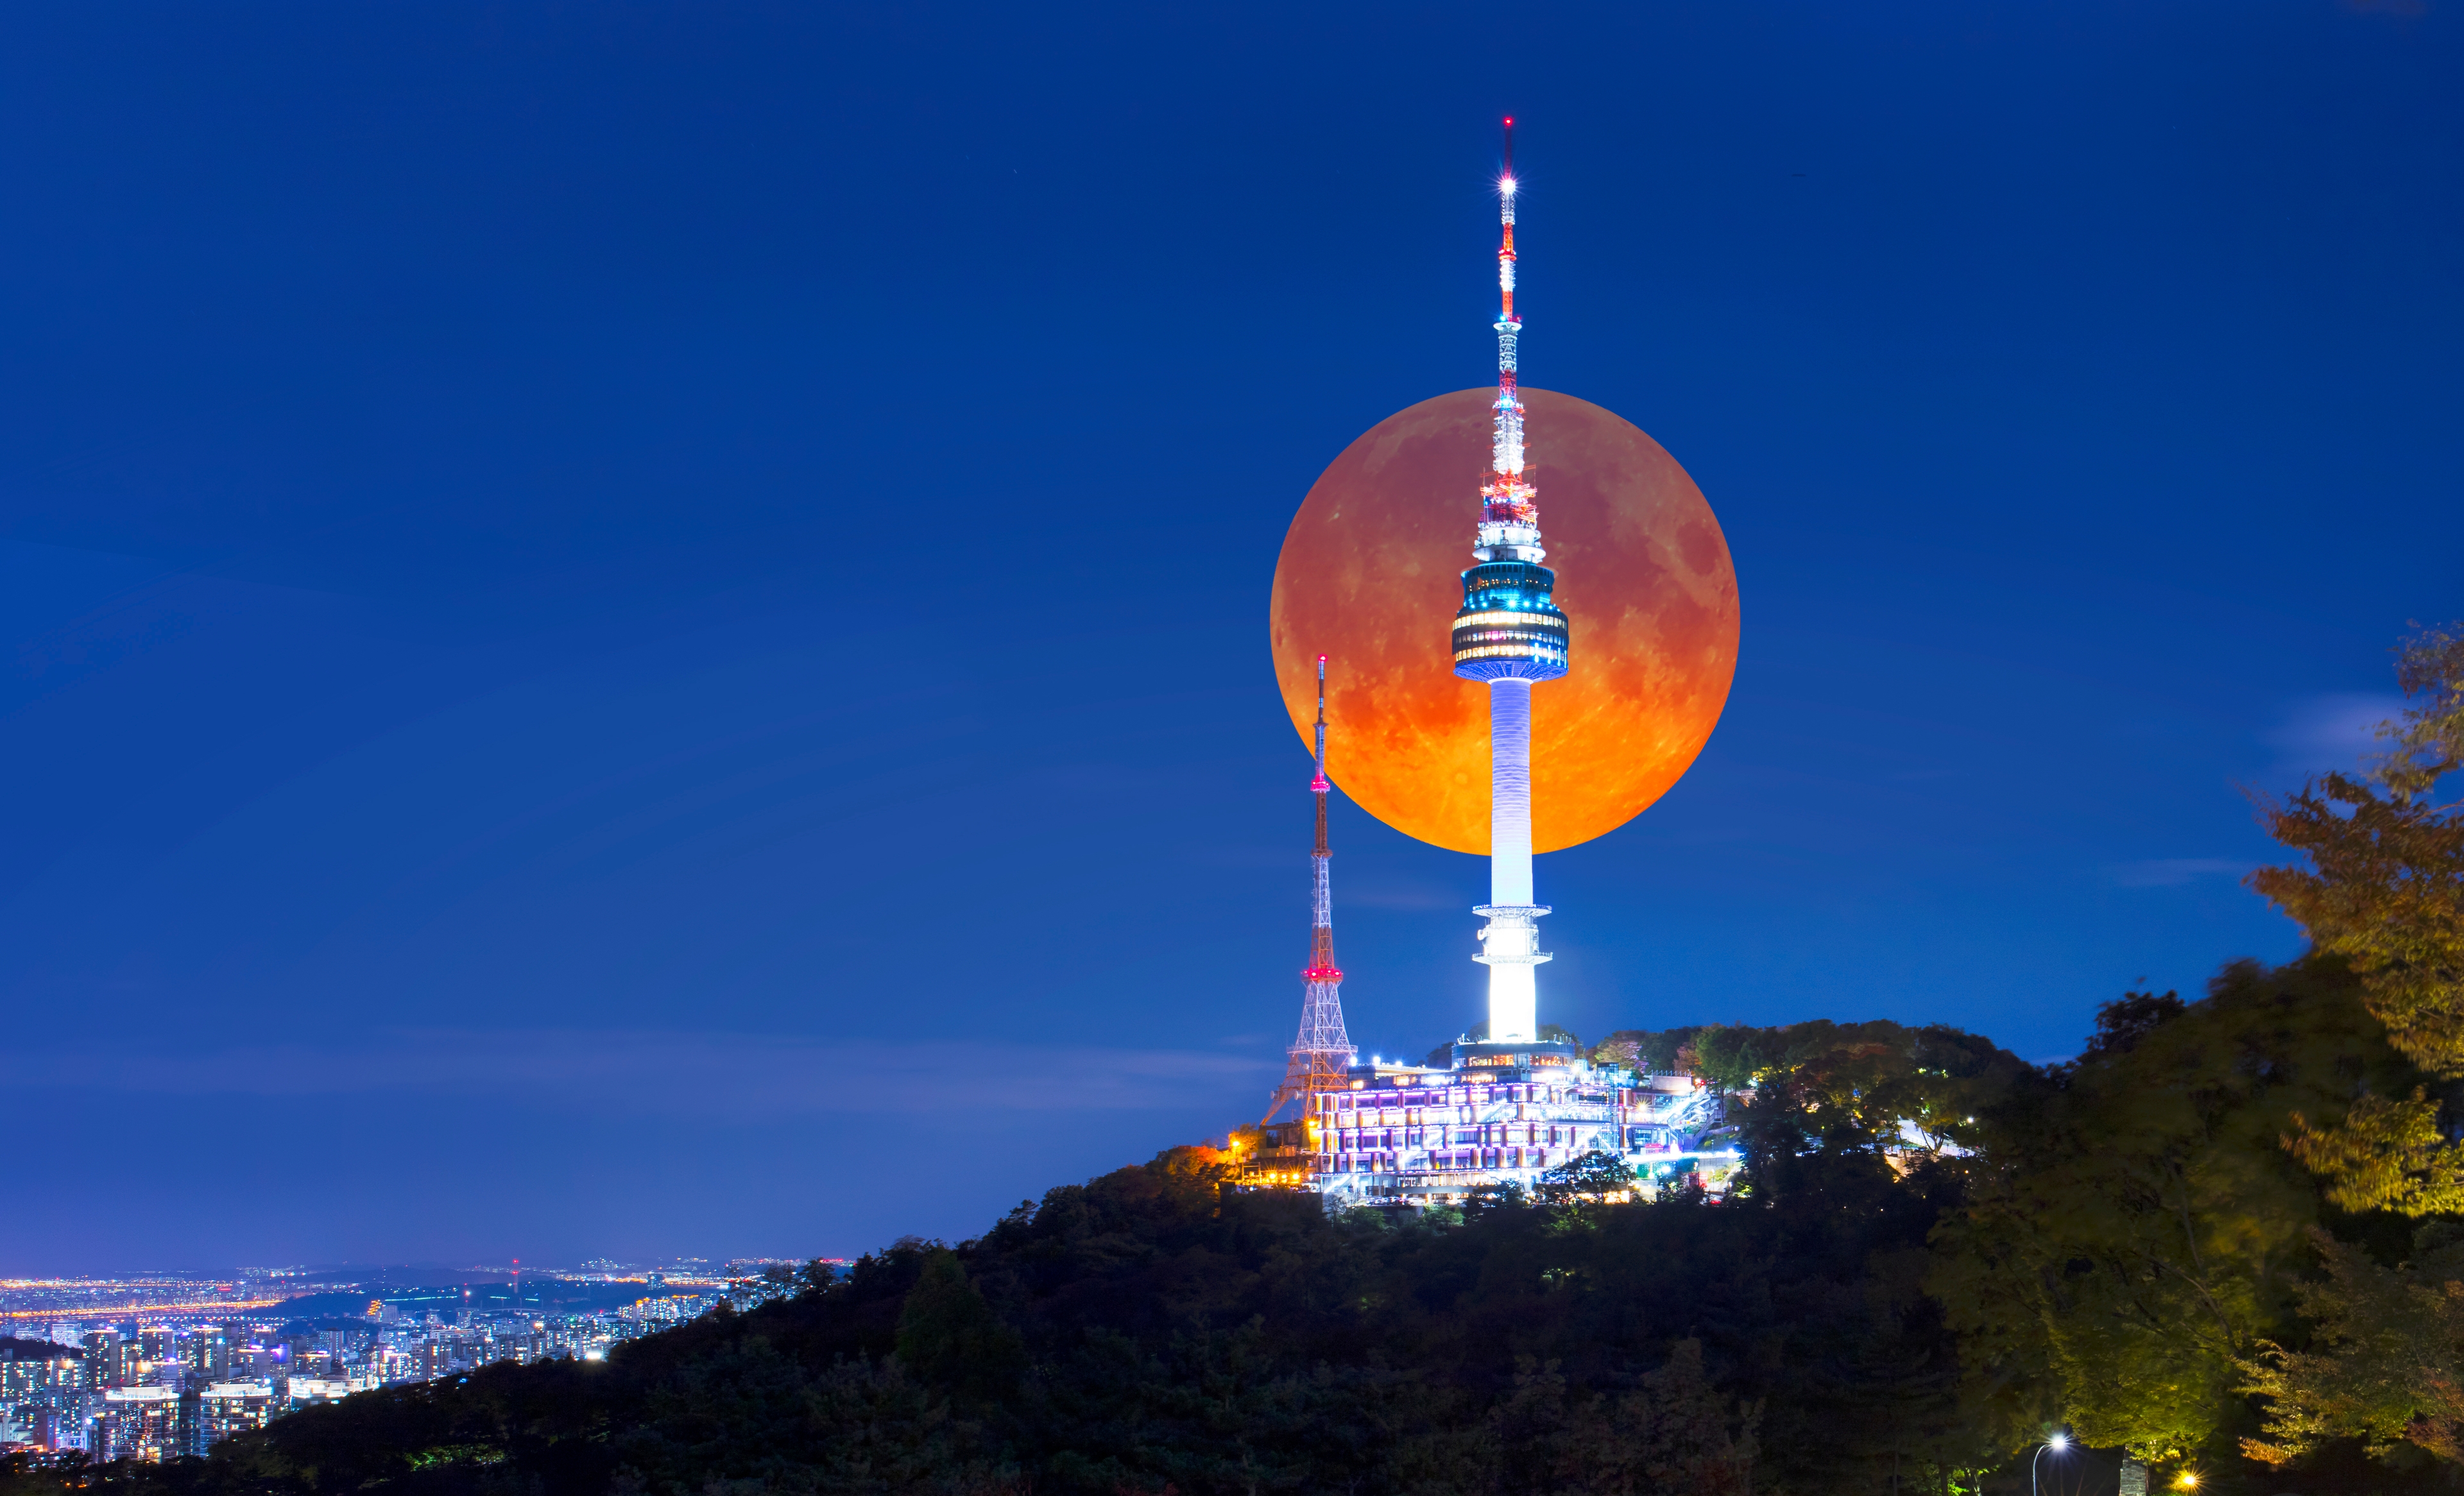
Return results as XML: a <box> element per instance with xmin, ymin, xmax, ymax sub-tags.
<box><xmin>1451</xmin><ymin>117</ymin><xmax>1569</xmax><ymax>1048</ymax></box>
<box><xmin>1268</xmin><ymin>654</ymin><xmax>1356</xmax><ymax>1120</ymax></box>
<box><xmin>1479</xmin><ymin>117</ymin><xmax>1538</xmax><ymax>564</ymax></box>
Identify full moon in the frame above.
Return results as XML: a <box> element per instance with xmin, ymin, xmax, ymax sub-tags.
<box><xmin>1269</xmin><ymin>387</ymin><xmax>1739</xmax><ymax>856</ymax></box>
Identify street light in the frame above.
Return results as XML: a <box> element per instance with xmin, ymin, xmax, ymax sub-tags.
<box><xmin>2032</xmin><ymin>1433</ymin><xmax>2070</xmax><ymax>1496</ymax></box>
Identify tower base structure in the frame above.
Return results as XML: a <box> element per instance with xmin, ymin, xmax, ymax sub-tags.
<box><xmin>1238</xmin><ymin>1040</ymin><xmax>1740</xmax><ymax>1208</ymax></box>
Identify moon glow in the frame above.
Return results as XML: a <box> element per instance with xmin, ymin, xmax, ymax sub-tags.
<box><xmin>1269</xmin><ymin>387</ymin><xmax>1740</xmax><ymax>856</ymax></box>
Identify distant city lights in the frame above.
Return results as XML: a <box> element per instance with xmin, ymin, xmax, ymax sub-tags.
<box><xmin>0</xmin><ymin>1260</ymin><xmax>828</xmax><ymax>1461</ymax></box>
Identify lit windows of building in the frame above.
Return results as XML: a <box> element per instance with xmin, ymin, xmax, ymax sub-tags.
<box><xmin>1249</xmin><ymin>1049</ymin><xmax>1740</xmax><ymax>1209</ymax></box>
<box><xmin>284</xmin><ymin>1377</ymin><xmax>352</xmax><ymax>1409</ymax></box>
<box><xmin>0</xmin><ymin>1342</ymin><xmax>84</xmax><ymax>1401</ymax></box>
<box><xmin>185</xmin><ymin>1325</ymin><xmax>230</xmax><ymax>1379</ymax></box>
<box><xmin>80</xmin><ymin>1331</ymin><xmax>126</xmax><ymax>1390</ymax></box>
<box><xmin>194</xmin><ymin>1382</ymin><xmax>275</xmax><ymax>1450</ymax></box>
<box><xmin>96</xmin><ymin>1384</ymin><xmax>178</xmax><ymax>1462</ymax></box>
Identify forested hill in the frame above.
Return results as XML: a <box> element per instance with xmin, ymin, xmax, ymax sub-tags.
<box><xmin>8</xmin><ymin>953</ymin><xmax>2459</xmax><ymax>1496</ymax></box>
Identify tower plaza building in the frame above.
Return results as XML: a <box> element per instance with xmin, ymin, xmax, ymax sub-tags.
<box><xmin>1245</xmin><ymin>123</ymin><xmax>1738</xmax><ymax>1207</ymax></box>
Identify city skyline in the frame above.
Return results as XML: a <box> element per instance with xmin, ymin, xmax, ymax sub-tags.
<box><xmin>0</xmin><ymin>1260</ymin><xmax>819</xmax><ymax>1459</ymax></box>
<box><xmin>6</xmin><ymin>1</ymin><xmax>2462</xmax><ymax>1271</ymax></box>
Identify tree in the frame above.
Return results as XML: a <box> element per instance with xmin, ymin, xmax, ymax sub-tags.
<box><xmin>1480</xmin><ymin>1340</ymin><xmax>1761</xmax><ymax>1495</ymax></box>
<box><xmin>1684</xmin><ymin>1017</ymin><xmax>2030</xmax><ymax>1162</ymax></box>
<box><xmin>1688</xmin><ymin>1024</ymin><xmax>1779</xmax><ymax>1091</ymax></box>
<box><xmin>1588</xmin><ymin>1026</ymin><xmax>1702</xmax><ymax>1074</ymax></box>
<box><xmin>2251</xmin><ymin>625</ymin><xmax>2464</xmax><ymax>1214</ymax></box>
<box><xmin>1709</xmin><ymin>1019</ymin><xmax>2014</xmax><ymax>1488</ymax></box>
<box><xmin>2243</xmin><ymin>1225</ymin><xmax>2464</xmax><ymax>1469</ymax></box>
<box><xmin>1929</xmin><ymin>957</ymin><xmax>2420</xmax><ymax>1462</ymax></box>
<box><xmin>1588</xmin><ymin>1033</ymin><xmax>1645</xmax><ymax>1070</ymax></box>
<box><xmin>893</xmin><ymin>1247</ymin><xmax>1025</xmax><ymax>1403</ymax></box>
<box><xmin>2073</xmin><ymin>990</ymin><xmax>2186</xmax><ymax>1062</ymax></box>
<box><xmin>1536</xmin><ymin>1149</ymin><xmax>1636</xmax><ymax>1209</ymax></box>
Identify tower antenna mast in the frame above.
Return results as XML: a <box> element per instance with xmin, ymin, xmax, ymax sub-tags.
<box><xmin>1450</xmin><ymin>116</ymin><xmax>1570</xmax><ymax>1047</ymax></box>
<box><xmin>1267</xmin><ymin>654</ymin><xmax>1357</xmax><ymax>1120</ymax></box>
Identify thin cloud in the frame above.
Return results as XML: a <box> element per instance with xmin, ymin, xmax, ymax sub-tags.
<box><xmin>2263</xmin><ymin>692</ymin><xmax>2404</xmax><ymax>777</ymax></box>
<box><xmin>2107</xmin><ymin>858</ymin><xmax>2252</xmax><ymax>888</ymax></box>
<box><xmin>25</xmin><ymin>1032</ymin><xmax>1273</xmax><ymax>1120</ymax></box>
<box><xmin>1343</xmin><ymin>879</ymin><xmax>1467</xmax><ymax>911</ymax></box>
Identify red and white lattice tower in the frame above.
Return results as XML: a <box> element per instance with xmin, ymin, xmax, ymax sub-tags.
<box><xmin>1268</xmin><ymin>655</ymin><xmax>1357</xmax><ymax>1119</ymax></box>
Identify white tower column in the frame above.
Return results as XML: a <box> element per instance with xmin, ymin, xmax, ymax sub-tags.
<box><xmin>1475</xmin><ymin>678</ymin><xmax>1548</xmax><ymax>1044</ymax></box>
<box><xmin>1489</xmin><ymin>677</ymin><xmax>1533</xmax><ymax>905</ymax></box>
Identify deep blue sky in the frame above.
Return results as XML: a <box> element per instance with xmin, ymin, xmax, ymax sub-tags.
<box><xmin>4</xmin><ymin>1</ymin><xmax>2458</xmax><ymax>1273</ymax></box>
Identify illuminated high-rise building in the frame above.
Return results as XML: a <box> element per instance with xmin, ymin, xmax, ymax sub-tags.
<box><xmin>1449</xmin><ymin>116</ymin><xmax>1568</xmax><ymax>1047</ymax></box>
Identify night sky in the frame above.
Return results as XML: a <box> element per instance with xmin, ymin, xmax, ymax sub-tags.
<box><xmin>6</xmin><ymin>1</ymin><xmax>2458</xmax><ymax>1272</ymax></box>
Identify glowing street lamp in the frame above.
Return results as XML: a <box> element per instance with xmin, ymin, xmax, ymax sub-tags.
<box><xmin>2032</xmin><ymin>1432</ymin><xmax>2070</xmax><ymax>1496</ymax></box>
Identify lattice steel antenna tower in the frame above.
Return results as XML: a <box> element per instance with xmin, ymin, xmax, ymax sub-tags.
<box><xmin>1450</xmin><ymin>117</ymin><xmax>1570</xmax><ymax>1046</ymax></box>
<box><xmin>1268</xmin><ymin>654</ymin><xmax>1358</xmax><ymax>1120</ymax></box>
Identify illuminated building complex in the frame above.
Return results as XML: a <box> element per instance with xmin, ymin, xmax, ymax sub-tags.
<box><xmin>1241</xmin><ymin>121</ymin><xmax>1738</xmax><ymax>1207</ymax></box>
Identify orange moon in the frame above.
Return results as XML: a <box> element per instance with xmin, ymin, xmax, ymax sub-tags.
<box><xmin>1269</xmin><ymin>387</ymin><xmax>1739</xmax><ymax>856</ymax></box>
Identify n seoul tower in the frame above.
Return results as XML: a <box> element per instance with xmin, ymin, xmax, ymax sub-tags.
<box><xmin>1450</xmin><ymin>117</ymin><xmax>1570</xmax><ymax>1048</ymax></box>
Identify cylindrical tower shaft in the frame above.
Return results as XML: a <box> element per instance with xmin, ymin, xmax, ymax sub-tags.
<box><xmin>1489</xmin><ymin>677</ymin><xmax>1534</xmax><ymax>906</ymax></box>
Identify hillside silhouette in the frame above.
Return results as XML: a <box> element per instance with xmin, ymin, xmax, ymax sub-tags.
<box><xmin>12</xmin><ymin>952</ymin><xmax>2461</xmax><ymax>1494</ymax></box>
